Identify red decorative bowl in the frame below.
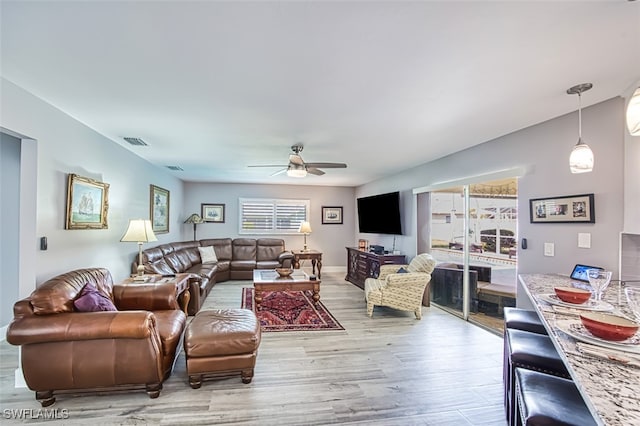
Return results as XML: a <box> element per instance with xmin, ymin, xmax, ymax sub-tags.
<box><xmin>554</xmin><ymin>286</ymin><xmax>592</xmax><ymax>304</ymax></box>
<box><xmin>579</xmin><ymin>312</ymin><xmax>639</xmax><ymax>341</ymax></box>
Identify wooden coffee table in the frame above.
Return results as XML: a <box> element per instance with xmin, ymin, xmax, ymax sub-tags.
<box><xmin>252</xmin><ymin>269</ymin><xmax>320</xmax><ymax>310</ymax></box>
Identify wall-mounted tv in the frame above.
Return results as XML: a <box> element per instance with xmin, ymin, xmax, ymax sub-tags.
<box><xmin>357</xmin><ymin>191</ymin><xmax>402</xmax><ymax>235</ymax></box>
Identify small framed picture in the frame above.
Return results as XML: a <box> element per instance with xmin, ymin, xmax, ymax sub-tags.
<box><xmin>529</xmin><ymin>193</ymin><xmax>595</xmax><ymax>224</ymax></box>
<box><xmin>202</xmin><ymin>203</ymin><xmax>225</xmax><ymax>223</ymax></box>
<box><xmin>322</xmin><ymin>206</ymin><xmax>343</xmax><ymax>224</ymax></box>
<box><xmin>150</xmin><ymin>184</ymin><xmax>170</xmax><ymax>233</ymax></box>
<box><xmin>65</xmin><ymin>174</ymin><xmax>110</xmax><ymax>229</ymax></box>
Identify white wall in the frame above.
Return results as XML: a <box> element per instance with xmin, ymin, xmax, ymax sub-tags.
<box><xmin>623</xmin><ymin>79</ymin><xmax>640</xmax><ymax>234</ymax></box>
<box><xmin>0</xmin><ymin>79</ymin><xmax>185</xmax><ymax>285</ymax></box>
<box><xmin>356</xmin><ymin>97</ymin><xmax>626</xmax><ymax>307</ymax></box>
<box><xmin>184</xmin><ymin>182</ymin><xmax>355</xmax><ymax>268</ymax></box>
<box><xmin>0</xmin><ymin>133</ymin><xmax>21</xmax><ymax>325</ymax></box>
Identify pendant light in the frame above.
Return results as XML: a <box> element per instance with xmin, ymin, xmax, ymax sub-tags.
<box><xmin>626</xmin><ymin>87</ymin><xmax>640</xmax><ymax>136</ymax></box>
<box><xmin>567</xmin><ymin>83</ymin><xmax>594</xmax><ymax>174</ymax></box>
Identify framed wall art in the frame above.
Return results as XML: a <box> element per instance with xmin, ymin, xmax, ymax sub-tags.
<box><xmin>322</xmin><ymin>206</ymin><xmax>343</xmax><ymax>224</ymax></box>
<box><xmin>202</xmin><ymin>203</ymin><xmax>225</xmax><ymax>223</ymax></box>
<box><xmin>150</xmin><ymin>184</ymin><xmax>170</xmax><ymax>233</ymax></box>
<box><xmin>529</xmin><ymin>193</ymin><xmax>595</xmax><ymax>224</ymax></box>
<box><xmin>65</xmin><ymin>173</ymin><xmax>110</xmax><ymax>229</ymax></box>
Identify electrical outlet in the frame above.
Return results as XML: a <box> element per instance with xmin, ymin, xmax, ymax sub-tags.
<box><xmin>544</xmin><ymin>242</ymin><xmax>555</xmax><ymax>257</ymax></box>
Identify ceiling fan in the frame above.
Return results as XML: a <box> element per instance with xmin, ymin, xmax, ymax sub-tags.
<box><xmin>248</xmin><ymin>144</ymin><xmax>347</xmax><ymax>177</ymax></box>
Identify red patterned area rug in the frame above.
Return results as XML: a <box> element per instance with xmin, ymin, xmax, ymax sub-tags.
<box><xmin>241</xmin><ymin>288</ymin><xmax>344</xmax><ymax>332</ymax></box>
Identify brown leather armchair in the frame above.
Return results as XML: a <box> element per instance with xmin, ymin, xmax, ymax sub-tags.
<box><xmin>6</xmin><ymin>268</ymin><xmax>186</xmax><ymax>406</ymax></box>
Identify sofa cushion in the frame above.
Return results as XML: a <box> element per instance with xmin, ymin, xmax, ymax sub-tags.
<box><xmin>200</xmin><ymin>238</ymin><xmax>232</xmax><ymax>261</ymax></box>
<box><xmin>74</xmin><ymin>282</ymin><xmax>118</xmax><ymax>312</ymax></box>
<box><xmin>232</xmin><ymin>238</ymin><xmax>257</xmax><ymax>261</ymax></box>
<box><xmin>30</xmin><ymin>268</ymin><xmax>114</xmax><ymax>315</ymax></box>
<box><xmin>165</xmin><ymin>252</ymin><xmax>191</xmax><ymax>272</ymax></box>
<box><xmin>257</xmin><ymin>238</ymin><xmax>286</xmax><ymax>262</ymax></box>
<box><xmin>230</xmin><ymin>260</ymin><xmax>257</xmax><ymax>271</ymax></box>
<box><xmin>256</xmin><ymin>260</ymin><xmax>280</xmax><ymax>270</ymax></box>
<box><xmin>145</xmin><ymin>258</ymin><xmax>175</xmax><ymax>275</ymax></box>
<box><xmin>198</xmin><ymin>246</ymin><xmax>218</xmax><ymax>264</ymax></box>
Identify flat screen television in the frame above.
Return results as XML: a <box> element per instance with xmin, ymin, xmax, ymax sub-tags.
<box><xmin>357</xmin><ymin>191</ymin><xmax>402</xmax><ymax>235</ymax></box>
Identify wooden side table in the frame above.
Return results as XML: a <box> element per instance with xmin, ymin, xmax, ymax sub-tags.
<box><xmin>121</xmin><ymin>273</ymin><xmax>191</xmax><ymax>315</ymax></box>
<box><xmin>292</xmin><ymin>250</ymin><xmax>322</xmax><ymax>279</ymax></box>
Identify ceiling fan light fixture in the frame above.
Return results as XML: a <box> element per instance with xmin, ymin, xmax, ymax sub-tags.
<box><xmin>567</xmin><ymin>83</ymin><xmax>594</xmax><ymax>174</ymax></box>
<box><xmin>287</xmin><ymin>164</ymin><xmax>307</xmax><ymax>178</ymax></box>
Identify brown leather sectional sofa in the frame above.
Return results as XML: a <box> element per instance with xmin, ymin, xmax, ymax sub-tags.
<box><xmin>6</xmin><ymin>268</ymin><xmax>187</xmax><ymax>406</ymax></box>
<box><xmin>136</xmin><ymin>238</ymin><xmax>294</xmax><ymax>315</ymax></box>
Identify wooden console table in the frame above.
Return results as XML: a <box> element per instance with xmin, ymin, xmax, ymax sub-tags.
<box><xmin>292</xmin><ymin>250</ymin><xmax>322</xmax><ymax>278</ymax></box>
<box><xmin>345</xmin><ymin>247</ymin><xmax>406</xmax><ymax>289</ymax></box>
<box><xmin>121</xmin><ymin>273</ymin><xmax>191</xmax><ymax>315</ymax></box>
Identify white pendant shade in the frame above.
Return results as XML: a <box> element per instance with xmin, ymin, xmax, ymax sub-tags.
<box><xmin>569</xmin><ymin>142</ymin><xmax>594</xmax><ymax>174</ymax></box>
<box><xmin>627</xmin><ymin>87</ymin><xmax>640</xmax><ymax>136</ymax></box>
<box><xmin>567</xmin><ymin>83</ymin><xmax>594</xmax><ymax>174</ymax></box>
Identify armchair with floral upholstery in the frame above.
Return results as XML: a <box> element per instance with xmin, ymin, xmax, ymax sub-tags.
<box><xmin>364</xmin><ymin>253</ymin><xmax>436</xmax><ymax>319</ymax></box>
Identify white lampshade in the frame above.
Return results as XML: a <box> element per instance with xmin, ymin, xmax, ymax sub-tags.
<box><xmin>298</xmin><ymin>221</ymin><xmax>312</xmax><ymax>234</ymax></box>
<box><xmin>569</xmin><ymin>142</ymin><xmax>594</xmax><ymax>174</ymax></box>
<box><xmin>627</xmin><ymin>87</ymin><xmax>640</xmax><ymax>136</ymax></box>
<box><xmin>120</xmin><ymin>219</ymin><xmax>157</xmax><ymax>243</ymax></box>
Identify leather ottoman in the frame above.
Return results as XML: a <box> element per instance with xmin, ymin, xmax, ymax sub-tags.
<box><xmin>184</xmin><ymin>309</ymin><xmax>261</xmax><ymax>388</ymax></box>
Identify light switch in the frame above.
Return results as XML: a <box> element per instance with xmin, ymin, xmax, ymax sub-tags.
<box><xmin>544</xmin><ymin>242</ymin><xmax>555</xmax><ymax>257</ymax></box>
<box><xmin>578</xmin><ymin>233</ymin><xmax>591</xmax><ymax>249</ymax></box>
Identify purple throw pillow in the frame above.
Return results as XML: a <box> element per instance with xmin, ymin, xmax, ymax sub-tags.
<box><xmin>74</xmin><ymin>282</ymin><xmax>117</xmax><ymax>312</ymax></box>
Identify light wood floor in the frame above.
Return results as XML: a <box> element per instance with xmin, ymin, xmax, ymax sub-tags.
<box><xmin>0</xmin><ymin>271</ymin><xmax>507</xmax><ymax>425</ymax></box>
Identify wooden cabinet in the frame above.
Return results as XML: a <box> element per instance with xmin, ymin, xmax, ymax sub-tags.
<box><xmin>345</xmin><ymin>247</ymin><xmax>406</xmax><ymax>289</ymax></box>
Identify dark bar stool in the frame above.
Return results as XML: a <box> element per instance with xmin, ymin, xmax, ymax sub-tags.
<box><xmin>503</xmin><ymin>307</ymin><xmax>547</xmax><ymax>335</ymax></box>
<box><xmin>504</xmin><ymin>329</ymin><xmax>571</xmax><ymax>426</ymax></box>
<box><xmin>515</xmin><ymin>368</ymin><xmax>597</xmax><ymax>426</ymax></box>
<box><xmin>502</xmin><ymin>307</ymin><xmax>548</xmax><ymax>423</ymax></box>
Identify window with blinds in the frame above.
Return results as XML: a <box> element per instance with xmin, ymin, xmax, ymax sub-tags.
<box><xmin>239</xmin><ymin>198</ymin><xmax>309</xmax><ymax>234</ymax></box>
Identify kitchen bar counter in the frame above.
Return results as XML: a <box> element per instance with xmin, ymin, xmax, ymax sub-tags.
<box><xmin>519</xmin><ymin>273</ymin><xmax>640</xmax><ymax>426</ymax></box>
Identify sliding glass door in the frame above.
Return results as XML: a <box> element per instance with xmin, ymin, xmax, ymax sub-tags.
<box><xmin>422</xmin><ymin>178</ymin><xmax>518</xmax><ymax>332</ymax></box>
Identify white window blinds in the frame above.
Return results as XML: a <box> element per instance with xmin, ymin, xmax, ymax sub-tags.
<box><xmin>239</xmin><ymin>198</ymin><xmax>309</xmax><ymax>234</ymax></box>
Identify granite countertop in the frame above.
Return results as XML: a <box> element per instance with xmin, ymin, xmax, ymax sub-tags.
<box><xmin>519</xmin><ymin>273</ymin><xmax>640</xmax><ymax>426</ymax></box>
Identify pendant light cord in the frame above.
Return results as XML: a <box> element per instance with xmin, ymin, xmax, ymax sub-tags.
<box><xmin>578</xmin><ymin>92</ymin><xmax>582</xmax><ymax>142</ymax></box>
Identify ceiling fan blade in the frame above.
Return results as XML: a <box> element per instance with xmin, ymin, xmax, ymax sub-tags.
<box><xmin>248</xmin><ymin>164</ymin><xmax>288</xmax><ymax>168</ymax></box>
<box><xmin>305</xmin><ymin>162</ymin><xmax>347</xmax><ymax>169</ymax></box>
<box><xmin>307</xmin><ymin>167</ymin><xmax>325</xmax><ymax>176</ymax></box>
<box><xmin>289</xmin><ymin>154</ymin><xmax>304</xmax><ymax>166</ymax></box>
<box><xmin>270</xmin><ymin>168</ymin><xmax>288</xmax><ymax>176</ymax></box>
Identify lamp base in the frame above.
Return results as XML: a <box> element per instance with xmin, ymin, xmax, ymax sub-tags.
<box><xmin>132</xmin><ymin>275</ymin><xmax>149</xmax><ymax>282</ymax></box>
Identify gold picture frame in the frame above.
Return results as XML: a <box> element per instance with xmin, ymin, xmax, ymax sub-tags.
<box><xmin>150</xmin><ymin>184</ymin><xmax>170</xmax><ymax>233</ymax></box>
<box><xmin>65</xmin><ymin>173</ymin><xmax>110</xmax><ymax>229</ymax></box>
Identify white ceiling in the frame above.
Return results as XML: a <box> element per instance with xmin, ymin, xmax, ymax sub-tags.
<box><xmin>2</xmin><ymin>1</ymin><xmax>639</xmax><ymax>187</ymax></box>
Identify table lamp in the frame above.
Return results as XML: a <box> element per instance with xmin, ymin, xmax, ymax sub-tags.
<box><xmin>184</xmin><ymin>213</ymin><xmax>204</xmax><ymax>240</ymax></box>
<box><xmin>120</xmin><ymin>219</ymin><xmax>157</xmax><ymax>280</ymax></box>
<box><xmin>298</xmin><ymin>221</ymin><xmax>312</xmax><ymax>252</ymax></box>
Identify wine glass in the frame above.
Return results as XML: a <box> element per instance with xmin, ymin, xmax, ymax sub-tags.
<box><xmin>624</xmin><ymin>286</ymin><xmax>640</xmax><ymax>322</ymax></box>
<box><xmin>587</xmin><ymin>269</ymin><xmax>612</xmax><ymax>302</ymax></box>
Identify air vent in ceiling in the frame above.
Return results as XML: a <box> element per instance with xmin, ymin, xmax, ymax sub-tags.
<box><xmin>123</xmin><ymin>137</ymin><xmax>148</xmax><ymax>146</ymax></box>
<box><xmin>166</xmin><ymin>165</ymin><xmax>184</xmax><ymax>171</ymax></box>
